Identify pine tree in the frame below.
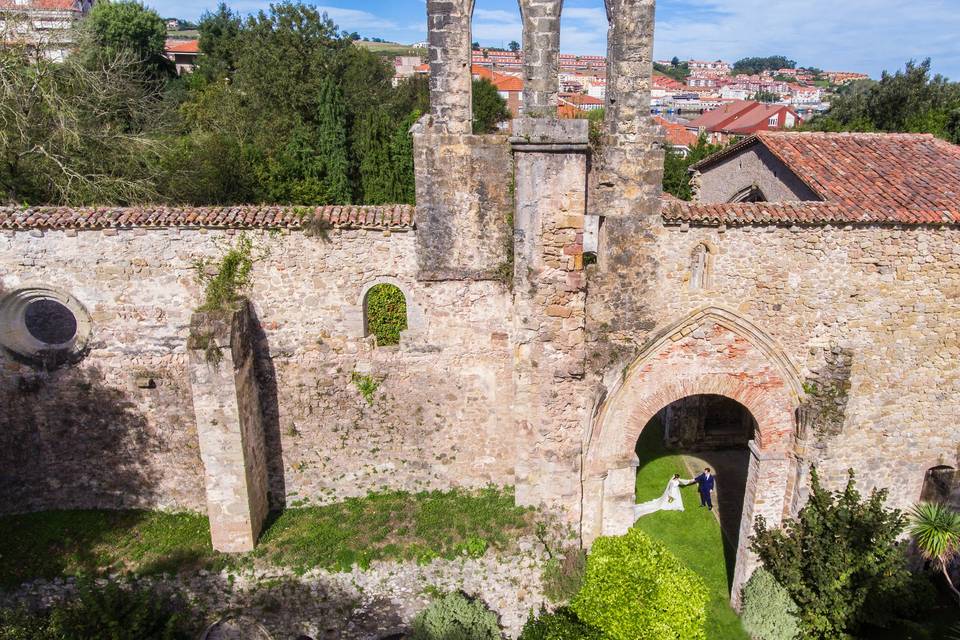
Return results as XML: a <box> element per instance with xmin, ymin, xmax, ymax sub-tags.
<box><xmin>387</xmin><ymin>111</ymin><xmax>419</xmax><ymax>204</ymax></box>
<box><xmin>316</xmin><ymin>77</ymin><xmax>351</xmax><ymax>204</ymax></box>
<box><xmin>354</xmin><ymin>108</ymin><xmax>394</xmax><ymax>204</ymax></box>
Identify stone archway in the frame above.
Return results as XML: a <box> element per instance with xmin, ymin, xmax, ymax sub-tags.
<box><xmin>581</xmin><ymin>307</ymin><xmax>804</xmax><ymax>606</ymax></box>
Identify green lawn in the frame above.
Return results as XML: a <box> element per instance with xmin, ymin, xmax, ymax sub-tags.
<box><xmin>632</xmin><ymin>419</ymin><xmax>749</xmax><ymax>640</ymax></box>
<box><xmin>0</xmin><ymin>487</ymin><xmax>536</xmax><ymax>590</ymax></box>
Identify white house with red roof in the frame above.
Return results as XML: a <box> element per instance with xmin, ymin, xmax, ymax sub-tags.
<box><xmin>164</xmin><ymin>39</ymin><xmax>199</xmax><ymax>75</ymax></box>
<box><xmin>0</xmin><ymin>0</ymin><xmax>95</xmax><ymax>61</ymax></box>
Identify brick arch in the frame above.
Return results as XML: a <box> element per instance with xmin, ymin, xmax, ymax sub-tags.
<box><xmin>580</xmin><ymin>307</ymin><xmax>804</xmax><ymax>607</ymax></box>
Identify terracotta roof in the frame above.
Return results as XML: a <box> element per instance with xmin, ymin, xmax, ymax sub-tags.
<box><xmin>654</xmin><ymin>116</ymin><xmax>699</xmax><ymax>148</ymax></box>
<box><xmin>0</xmin><ymin>0</ymin><xmax>82</xmax><ymax>9</ymax></box>
<box><xmin>472</xmin><ymin>65</ymin><xmax>523</xmax><ymax>92</ymax></box>
<box><xmin>687</xmin><ymin>100</ymin><xmax>759</xmax><ymax>131</ymax></box>
<box><xmin>722</xmin><ymin>105</ymin><xmax>800</xmax><ymax>134</ymax></box>
<box><xmin>0</xmin><ymin>205</ymin><xmax>415</xmax><ymax>231</ymax></box>
<box><xmin>165</xmin><ymin>39</ymin><xmax>200</xmax><ymax>54</ymax></box>
<box><xmin>666</xmin><ymin>132</ymin><xmax>960</xmax><ymax>226</ymax></box>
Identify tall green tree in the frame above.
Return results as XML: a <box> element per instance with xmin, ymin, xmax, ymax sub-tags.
<box><xmin>82</xmin><ymin>1</ymin><xmax>173</xmax><ymax>77</ymax></box>
<box><xmin>316</xmin><ymin>78</ymin><xmax>351</xmax><ymax>204</ymax></box>
<box><xmin>472</xmin><ymin>78</ymin><xmax>511</xmax><ymax>134</ymax></box>
<box><xmin>752</xmin><ymin>469</ymin><xmax>913</xmax><ymax>638</ymax></box>
<box><xmin>196</xmin><ymin>2</ymin><xmax>242</xmax><ymax>81</ymax></box>
<box><xmin>733</xmin><ymin>56</ymin><xmax>797</xmax><ymax>75</ymax></box>
<box><xmin>662</xmin><ymin>135</ymin><xmax>725</xmax><ymax>201</ymax></box>
<box><xmin>354</xmin><ymin>108</ymin><xmax>394</xmax><ymax>204</ymax></box>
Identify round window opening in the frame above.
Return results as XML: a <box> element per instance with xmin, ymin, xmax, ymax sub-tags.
<box><xmin>0</xmin><ymin>286</ymin><xmax>91</xmax><ymax>369</ymax></box>
<box><xmin>24</xmin><ymin>299</ymin><xmax>78</xmax><ymax>345</ymax></box>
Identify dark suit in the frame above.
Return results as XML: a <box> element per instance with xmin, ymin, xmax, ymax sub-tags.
<box><xmin>694</xmin><ymin>473</ymin><xmax>715</xmax><ymax>509</ymax></box>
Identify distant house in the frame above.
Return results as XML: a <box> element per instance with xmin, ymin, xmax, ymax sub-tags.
<box><xmin>472</xmin><ymin>65</ymin><xmax>523</xmax><ymax>118</ymax></box>
<box><xmin>0</xmin><ymin>0</ymin><xmax>95</xmax><ymax>61</ymax></box>
<box><xmin>686</xmin><ymin>100</ymin><xmax>802</xmax><ymax>144</ymax></box>
<box><xmin>654</xmin><ymin>116</ymin><xmax>699</xmax><ymax>155</ymax></box>
<box><xmin>164</xmin><ymin>39</ymin><xmax>199</xmax><ymax>75</ymax></box>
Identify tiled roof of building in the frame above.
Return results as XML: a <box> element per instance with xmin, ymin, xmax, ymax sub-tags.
<box><xmin>687</xmin><ymin>100</ymin><xmax>758</xmax><ymax>131</ymax></box>
<box><xmin>654</xmin><ymin>116</ymin><xmax>699</xmax><ymax>148</ymax></box>
<box><xmin>722</xmin><ymin>105</ymin><xmax>799</xmax><ymax>134</ymax></box>
<box><xmin>472</xmin><ymin>65</ymin><xmax>523</xmax><ymax>92</ymax></box>
<box><xmin>0</xmin><ymin>205</ymin><xmax>415</xmax><ymax>231</ymax></box>
<box><xmin>666</xmin><ymin>132</ymin><xmax>960</xmax><ymax>226</ymax></box>
<box><xmin>165</xmin><ymin>39</ymin><xmax>200</xmax><ymax>54</ymax></box>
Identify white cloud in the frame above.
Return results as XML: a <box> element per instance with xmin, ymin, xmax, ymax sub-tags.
<box><xmin>313</xmin><ymin>5</ymin><xmax>399</xmax><ymax>31</ymax></box>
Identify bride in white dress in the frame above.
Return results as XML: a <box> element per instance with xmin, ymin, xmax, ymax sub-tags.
<box><xmin>634</xmin><ymin>474</ymin><xmax>692</xmax><ymax>519</ymax></box>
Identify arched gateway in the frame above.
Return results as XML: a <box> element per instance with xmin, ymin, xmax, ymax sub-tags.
<box><xmin>581</xmin><ymin>307</ymin><xmax>806</xmax><ymax>605</ymax></box>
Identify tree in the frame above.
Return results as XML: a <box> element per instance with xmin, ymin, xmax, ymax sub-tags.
<box><xmin>82</xmin><ymin>0</ymin><xmax>173</xmax><ymax>77</ymax></box>
<box><xmin>0</xmin><ymin>30</ymin><xmax>166</xmax><ymax>204</ymax></box>
<box><xmin>733</xmin><ymin>56</ymin><xmax>797</xmax><ymax>75</ymax></box>
<box><xmin>753</xmin><ymin>89</ymin><xmax>781</xmax><ymax>103</ymax></box>
<box><xmin>509</xmin><ymin>40</ymin><xmax>520</xmax><ymax>52</ymax></box>
<box><xmin>671</xmin><ymin>56</ymin><xmax>680</xmax><ymax>67</ymax></box>
<box><xmin>654</xmin><ymin>61</ymin><xmax>690</xmax><ymax>83</ymax></box>
<box><xmin>196</xmin><ymin>3</ymin><xmax>242</xmax><ymax>81</ymax></box>
<box><xmin>661</xmin><ymin>135</ymin><xmax>725</xmax><ymax>201</ymax></box>
<box><xmin>909</xmin><ymin>502</ymin><xmax>960</xmax><ymax>603</ymax></box>
<box><xmin>752</xmin><ymin>468</ymin><xmax>913</xmax><ymax>638</ymax></box>
<box><xmin>315</xmin><ymin>78</ymin><xmax>351</xmax><ymax>203</ymax></box>
<box><xmin>472</xmin><ymin>78</ymin><xmax>511</xmax><ymax>134</ymax></box>
<box><xmin>807</xmin><ymin>59</ymin><xmax>960</xmax><ymax>143</ymax></box>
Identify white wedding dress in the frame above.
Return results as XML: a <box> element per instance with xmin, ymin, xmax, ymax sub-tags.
<box><xmin>634</xmin><ymin>478</ymin><xmax>689</xmax><ymax>519</ymax></box>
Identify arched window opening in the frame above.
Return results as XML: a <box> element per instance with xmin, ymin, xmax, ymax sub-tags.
<box><xmin>920</xmin><ymin>465</ymin><xmax>960</xmax><ymax>508</ymax></box>
<box><xmin>364</xmin><ymin>283</ymin><xmax>408</xmax><ymax>347</ymax></box>
<box><xmin>689</xmin><ymin>243</ymin><xmax>711</xmax><ymax>290</ymax></box>
<box><xmin>729</xmin><ymin>185</ymin><xmax>767</xmax><ymax>203</ymax></box>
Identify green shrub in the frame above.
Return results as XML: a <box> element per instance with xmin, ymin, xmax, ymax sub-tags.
<box><xmin>0</xmin><ymin>579</ymin><xmax>193</xmax><ymax>640</ymax></box>
<box><xmin>518</xmin><ymin>607</ymin><xmax>602</xmax><ymax>640</ymax></box>
<box><xmin>193</xmin><ymin>235</ymin><xmax>255</xmax><ymax>312</ymax></box>
<box><xmin>541</xmin><ymin>547</ymin><xmax>586</xmax><ymax>603</ymax></box>
<box><xmin>740</xmin><ymin>569</ymin><xmax>800</xmax><ymax>640</ymax></box>
<box><xmin>409</xmin><ymin>592</ymin><xmax>501</xmax><ymax>640</ymax></box>
<box><xmin>570</xmin><ymin>528</ymin><xmax>707</xmax><ymax>640</ymax></box>
<box><xmin>364</xmin><ymin>283</ymin><xmax>407</xmax><ymax>346</ymax></box>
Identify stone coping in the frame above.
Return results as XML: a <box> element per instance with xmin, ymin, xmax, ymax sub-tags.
<box><xmin>0</xmin><ymin>205</ymin><xmax>415</xmax><ymax>231</ymax></box>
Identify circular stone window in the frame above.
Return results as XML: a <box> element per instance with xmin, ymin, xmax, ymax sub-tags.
<box><xmin>0</xmin><ymin>286</ymin><xmax>91</xmax><ymax>369</ymax></box>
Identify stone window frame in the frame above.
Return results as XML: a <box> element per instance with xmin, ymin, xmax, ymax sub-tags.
<box><xmin>355</xmin><ymin>279</ymin><xmax>424</xmax><ymax>343</ymax></box>
<box><xmin>0</xmin><ymin>284</ymin><xmax>92</xmax><ymax>368</ymax></box>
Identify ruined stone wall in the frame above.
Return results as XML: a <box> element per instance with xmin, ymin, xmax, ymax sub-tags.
<box><xmin>0</xmin><ymin>226</ymin><xmax>515</xmax><ymax>514</ymax></box>
<box><xmin>606</xmin><ymin>220</ymin><xmax>960</xmax><ymax>511</ymax></box>
<box><xmin>693</xmin><ymin>146</ymin><xmax>821</xmax><ymax>203</ymax></box>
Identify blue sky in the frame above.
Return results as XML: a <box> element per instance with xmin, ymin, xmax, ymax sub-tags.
<box><xmin>150</xmin><ymin>0</ymin><xmax>960</xmax><ymax>79</ymax></box>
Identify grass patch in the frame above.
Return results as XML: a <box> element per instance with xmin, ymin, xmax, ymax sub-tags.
<box><xmin>0</xmin><ymin>510</ymin><xmax>215</xmax><ymax>590</ymax></box>
<box><xmin>632</xmin><ymin>419</ymin><xmax>749</xmax><ymax>640</ymax></box>
<box><xmin>0</xmin><ymin>487</ymin><xmax>536</xmax><ymax>589</ymax></box>
<box><xmin>253</xmin><ymin>487</ymin><xmax>535</xmax><ymax>572</ymax></box>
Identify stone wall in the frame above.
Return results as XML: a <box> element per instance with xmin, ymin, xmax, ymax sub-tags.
<box><xmin>0</xmin><ymin>226</ymin><xmax>516</xmax><ymax>515</ymax></box>
<box><xmin>693</xmin><ymin>144</ymin><xmax>821</xmax><ymax>203</ymax></box>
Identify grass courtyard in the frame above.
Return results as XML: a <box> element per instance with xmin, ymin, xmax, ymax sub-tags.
<box><xmin>0</xmin><ymin>487</ymin><xmax>537</xmax><ymax>590</ymax></box>
<box><xmin>632</xmin><ymin>419</ymin><xmax>750</xmax><ymax>640</ymax></box>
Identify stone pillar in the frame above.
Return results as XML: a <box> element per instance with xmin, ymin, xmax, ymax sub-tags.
<box><xmin>730</xmin><ymin>440</ymin><xmax>792</xmax><ymax>608</ymax></box>
<box><xmin>518</xmin><ymin>0</ymin><xmax>563</xmax><ymax>116</ymax></box>
<box><xmin>511</xmin><ymin>118</ymin><xmax>592</xmax><ymax>520</ymax></box>
<box><xmin>188</xmin><ymin>300</ymin><xmax>269</xmax><ymax>553</ymax></box>
<box><xmin>603</xmin><ymin>0</ymin><xmax>655</xmax><ymax>138</ymax></box>
<box><xmin>427</xmin><ymin>0</ymin><xmax>475</xmax><ymax>134</ymax></box>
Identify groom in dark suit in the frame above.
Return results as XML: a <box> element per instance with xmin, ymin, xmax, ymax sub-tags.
<box><xmin>694</xmin><ymin>467</ymin><xmax>716</xmax><ymax>510</ymax></box>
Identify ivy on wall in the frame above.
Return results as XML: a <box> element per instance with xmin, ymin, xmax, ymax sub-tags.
<box><xmin>365</xmin><ymin>284</ymin><xmax>407</xmax><ymax>346</ymax></box>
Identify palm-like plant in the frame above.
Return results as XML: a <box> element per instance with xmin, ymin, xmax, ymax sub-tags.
<box><xmin>909</xmin><ymin>501</ymin><xmax>960</xmax><ymax>603</ymax></box>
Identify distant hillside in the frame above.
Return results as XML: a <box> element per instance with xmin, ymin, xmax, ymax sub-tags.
<box><xmin>355</xmin><ymin>40</ymin><xmax>424</xmax><ymax>58</ymax></box>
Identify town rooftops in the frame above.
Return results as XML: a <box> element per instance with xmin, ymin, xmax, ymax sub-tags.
<box><xmin>0</xmin><ymin>0</ymin><xmax>85</xmax><ymax>9</ymax></box>
<box><xmin>0</xmin><ymin>205</ymin><xmax>415</xmax><ymax>231</ymax></box>
<box><xmin>687</xmin><ymin>100</ymin><xmax>800</xmax><ymax>134</ymax></box>
<box><xmin>665</xmin><ymin>132</ymin><xmax>960</xmax><ymax>226</ymax></box>
<box><xmin>472</xmin><ymin>65</ymin><xmax>523</xmax><ymax>92</ymax></box>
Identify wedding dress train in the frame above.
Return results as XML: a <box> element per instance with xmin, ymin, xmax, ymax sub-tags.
<box><xmin>634</xmin><ymin>477</ymin><xmax>689</xmax><ymax>519</ymax></box>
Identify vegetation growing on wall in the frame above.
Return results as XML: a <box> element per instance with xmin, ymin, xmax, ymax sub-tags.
<box><xmin>365</xmin><ymin>283</ymin><xmax>407</xmax><ymax>346</ymax></box>
<box><xmin>193</xmin><ymin>235</ymin><xmax>255</xmax><ymax>312</ymax></box>
<box><xmin>409</xmin><ymin>592</ymin><xmax>501</xmax><ymax>640</ymax></box>
<box><xmin>350</xmin><ymin>371</ymin><xmax>380</xmax><ymax>405</ymax></box>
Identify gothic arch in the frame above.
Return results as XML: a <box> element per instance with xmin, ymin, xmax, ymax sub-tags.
<box><xmin>581</xmin><ymin>307</ymin><xmax>804</xmax><ymax>606</ymax></box>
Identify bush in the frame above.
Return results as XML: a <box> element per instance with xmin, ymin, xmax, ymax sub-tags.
<box><xmin>540</xmin><ymin>548</ymin><xmax>586</xmax><ymax>603</ymax></box>
<box><xmin>518</xmin><ymin>607</ymin><xmax>602</xmax><ymax>640</ymax></box>
<box><xmin>0</xmin><ymin>579</ymin><xmax>193</xmax><ymax>640</ymax></box>
<box><xmin>751</xmin><ymin>469</ymin><xmax>911</xmax><ymax>638</ymax></box>
<box><xmin>570</xmin><ymin>528</ymin><xmax>707</xmax><ymax>640</ymax></box>
<box><xmin>409</xmin><ymin>592</ymin><xmax>501</xmax><ymax>640</ymax></box>
<box><xmin>740</xmin><ymin>569</ymin><xmax>800</xmax><ymax>640</ymax></box>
